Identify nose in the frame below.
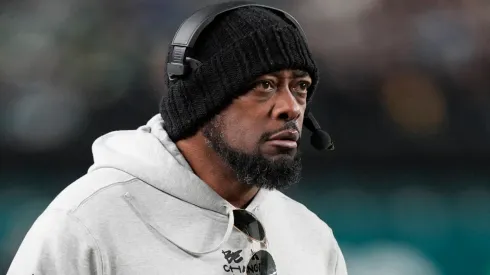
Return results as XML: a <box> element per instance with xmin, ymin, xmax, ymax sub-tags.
<box><xmin>271</xmin><ymin>88</ymin><xmax>301</xmax><ymax>122</ymax></box>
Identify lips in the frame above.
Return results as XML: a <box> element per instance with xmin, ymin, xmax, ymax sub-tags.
<box><xmin>266</xmin><ymin>130</ymin><xmax>299</xmax><ymax>149</ymax></box>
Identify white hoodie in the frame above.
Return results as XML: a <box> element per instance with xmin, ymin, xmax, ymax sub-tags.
<box><xmin>7</xmin><ymin>114</ymin><xmax>347</xmax><ymax>275</ymax></box>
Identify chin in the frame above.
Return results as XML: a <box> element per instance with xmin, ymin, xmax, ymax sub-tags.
<box><xmin>263</xmin><ymin>151</ymin><xmax>297</xmax><ymax>162</ymax></box>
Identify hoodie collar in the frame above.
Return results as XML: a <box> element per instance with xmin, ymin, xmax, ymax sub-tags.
<box><xmin>90</xmin><ymin>114</ymin><xmax>270</xmax><ymax>215</ymax></box>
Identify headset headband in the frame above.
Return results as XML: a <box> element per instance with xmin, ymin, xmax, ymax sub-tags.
<box><xmin>166</xmin><ymin>1</ymin><xmax>307</xmax><ymax>79</ymax></box>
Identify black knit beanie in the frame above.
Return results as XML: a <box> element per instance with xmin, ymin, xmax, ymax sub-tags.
<box><xmin>160</xmin><ymin>6</ymin><xmax>319</xmax><ymax>141</ymax></box>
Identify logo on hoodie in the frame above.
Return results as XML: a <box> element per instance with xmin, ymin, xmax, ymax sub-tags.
<box><xmin>222</xmin><ymin>249</ymin><xmax>261</xmax><ymax>273</ymax></box>
<box><xmin>222</xmin><ymin>249</ymin><xmax>244</xmax><ymax>264</ymax></box>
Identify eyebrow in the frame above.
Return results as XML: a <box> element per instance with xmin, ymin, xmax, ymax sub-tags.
<box><xmin>270</xmin><ymin>70</ymin><xmax>310</xmax><ymax>78</ymax></box>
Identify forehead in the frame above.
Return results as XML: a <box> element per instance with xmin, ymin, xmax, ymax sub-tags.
<box><xmin>261</xmin><ymin>69</ymin><xmax>310</xmax><ymax>79</ymax></box>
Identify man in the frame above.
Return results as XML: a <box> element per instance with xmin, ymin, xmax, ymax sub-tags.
<box><xmin>8</xmin><ymin>3</ymin><xmax>347</xmax><ymax>275</ymax></box>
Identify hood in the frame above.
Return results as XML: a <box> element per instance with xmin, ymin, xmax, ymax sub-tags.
<box><xmin>89</xmin><ymin>114</ymin><xmax>240</xmax><ymax>215</ymax></box>
<box><xmin>87</xmin><ymin>114</ymin><xmax>271</xmax><ymax>255</ymax></box>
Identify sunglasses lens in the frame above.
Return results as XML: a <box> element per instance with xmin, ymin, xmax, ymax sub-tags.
<box><xmin>247</xmin><ymin>250</ymin><xmax>277</xmax><ymax>275</ymax></box>
<box><xmin>233</xmin><ymin>209</ymin><xmax>266</xmax><ymax>241</ymax></box>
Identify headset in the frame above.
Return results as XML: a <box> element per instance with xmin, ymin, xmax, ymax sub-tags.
<box><xmin>166</xmin><ymin>1</ymin><xmax>334</xmax><ymax>151</ymax></box>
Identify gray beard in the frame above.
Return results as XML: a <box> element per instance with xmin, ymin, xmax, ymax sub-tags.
<box><xmin>202</xmin><ymin>117</ymin><xmax>302</xmax><ymax>190</ymax></box>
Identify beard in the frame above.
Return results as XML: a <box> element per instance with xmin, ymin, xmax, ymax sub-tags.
<box><xmin>202</xmin><ymin>116</ymin><xmax>302</xmax><ymax>190</ymax></box>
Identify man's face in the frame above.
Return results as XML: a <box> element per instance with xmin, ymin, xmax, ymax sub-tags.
<box><xmin>202</xmin><ymin>69</ymin><xmax>312</xmax><ymax>190</ymax></box>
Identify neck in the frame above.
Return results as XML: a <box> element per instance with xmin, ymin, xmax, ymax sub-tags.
<box><xmin>176</xmin><ymin>133</ymin><xmax>259</xmax><ymax>209</ymax></box>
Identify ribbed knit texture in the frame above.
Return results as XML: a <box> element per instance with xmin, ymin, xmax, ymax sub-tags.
<box><xmin>160</xmin><ymin>6</ymin><xmax>319</xmax><ymax>141</ymax></box>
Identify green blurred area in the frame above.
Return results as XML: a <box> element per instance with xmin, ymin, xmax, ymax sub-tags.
<box><xmin>1</xmin><ymin>171</ymin><xmax>489</xmax><ymax>275</ymax></box>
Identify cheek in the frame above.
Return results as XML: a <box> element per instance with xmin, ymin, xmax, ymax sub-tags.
<box><xmin>222</xmin><ymin>116</ymin><xmax>262</xmax><ymax>152</ymax></box>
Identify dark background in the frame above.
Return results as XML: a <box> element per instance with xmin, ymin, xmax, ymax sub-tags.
<box><xmin>1</xmin><ymin>0</ymin><xmax>490</xmax><ymax>274</ymax></box>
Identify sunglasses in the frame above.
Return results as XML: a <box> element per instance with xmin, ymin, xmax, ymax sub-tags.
<box><xmin>232</xmin><ymin>209</ymin><xmax>277</xmax><ymax>275</ymax></box>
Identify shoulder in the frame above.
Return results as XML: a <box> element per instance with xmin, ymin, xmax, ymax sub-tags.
<box><xmin>262</xmin><ymin>190</ymin><xmax>347</xmax><ymax>273</ymax></box>
<box><xmin>8</xmin><ymin>203</ymin><xmax>107</xmax><ymax>274</ymax></box>
<box><xmin>264</xmin><ymin>189</ymin><xmax>336</xmax><ymax>242</ymax></box>
<box><xmin>46</xmin><ymin>168</ymin><xmax>138</xmax><ymax>213</ymax></box>
<box><xmin>268</xmin><ymin>190</ymin><xmax>333</xmax><ymax>230</ymax></box>
<box><xmin>29</xmin><ymin>167</ymin><xmax>150</xmax><ymax>244</ymax></box>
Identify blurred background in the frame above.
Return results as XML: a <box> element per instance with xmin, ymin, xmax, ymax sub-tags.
<box><xmin>1</xmin><ymin>0</ymin><xmax>489</xmax><ymax>274</ymax></box>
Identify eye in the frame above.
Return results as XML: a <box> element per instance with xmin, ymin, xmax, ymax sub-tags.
<box><xmin>293</xmin><ymin>81</ymin><xmax>310</xmax><ymax>96</ymax></box>
<box><xmin>253</xmin><ymin>80</ymin><xmax>275</xmax><ymax>92</ymax></box>
<box><xmin>298</xmin><ymin>81</ymin><xmax>310</xmax><ymax>91</ymax></box>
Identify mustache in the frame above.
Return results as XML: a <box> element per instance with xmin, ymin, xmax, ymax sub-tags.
<box><xmin>260</xmin><ymin>121</ymin><xmax>301</xmax><ymax>142</ymax></box>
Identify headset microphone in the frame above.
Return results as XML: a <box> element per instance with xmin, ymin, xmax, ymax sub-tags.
<box><xmin>303</xmin><ymin>112</ymin><xmax>334</xmax><ymax>151</ymax></box>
